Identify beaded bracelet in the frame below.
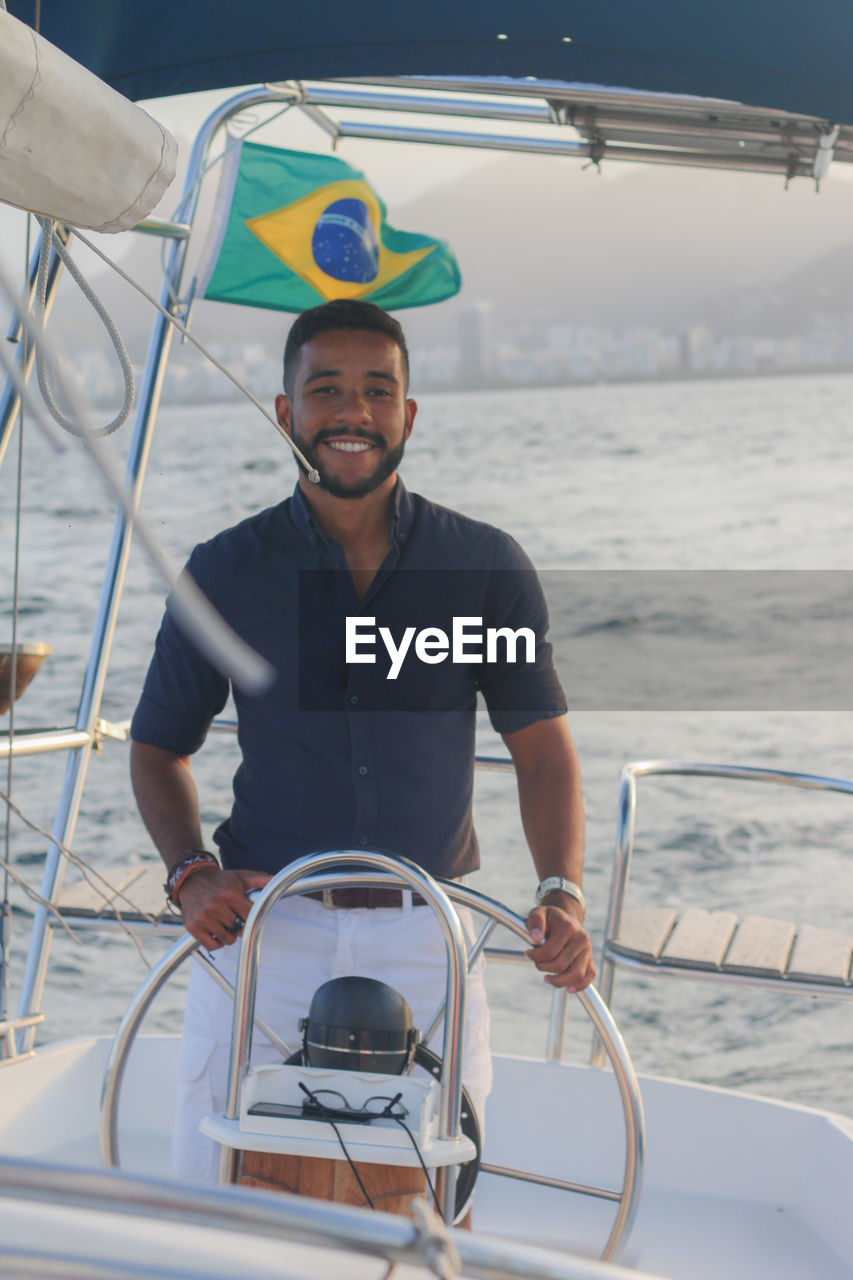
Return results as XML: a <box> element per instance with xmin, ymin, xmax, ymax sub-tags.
<box><xmin>164</xmin><ymin>850</ymin><xmax>219</xmax><ymax>905</ymax></box>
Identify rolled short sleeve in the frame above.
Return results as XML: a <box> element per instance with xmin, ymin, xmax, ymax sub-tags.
<box><xmin>130</xmin><ymin>546</ymin><xmax>230</xmax><ymax>755</ymax></box>
<box><xmin>477</xmin><ymin>536</ymin><xmax>567</xmax><ymax>735</ymax></box>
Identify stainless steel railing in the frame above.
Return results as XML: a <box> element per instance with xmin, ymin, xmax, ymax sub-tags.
<box><xmin>99</xmin><ymin>854</ymin><xmax>645</xmax><ymax>1264</ymax></box>
<box><xmin>591</xmin><ymin>759</ymin><xmax>853</xmax><ymax>1067</ymax></box>
<box><xmin>0</xmin><ymin>1153</ymin><xmax>665</xmax><ymax>1280</ymax></box>
<box><xmin>217</xmin><ymin>851</ymin><xmax>469</xmax><ymax>1223</ymax></box>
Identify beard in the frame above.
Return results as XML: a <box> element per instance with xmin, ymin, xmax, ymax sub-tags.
<box><xmin>290</xmin><ymin>424</ymin><xmax>407</xmax><ymax>499</ymax></box>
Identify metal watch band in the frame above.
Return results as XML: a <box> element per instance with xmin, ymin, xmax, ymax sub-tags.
<box><xmin>534</xmin><ymin>876</ymin><xmax>586</xmax><ymax>912</ymax></box>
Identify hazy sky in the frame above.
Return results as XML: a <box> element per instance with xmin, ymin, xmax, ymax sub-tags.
<box><xmin>3</xmin><ymin>79</ymin><xmax>852</xmax><ymax>331</ymax></box>
<box><xmin>0</xmin><ymin>85</ymin><xmax>508</xmax><ymax>284</ymax></box>
<box><xmin>0</xmin><ymin>81</ymin><xmax>639</xmax><ymax>292</ymax></box>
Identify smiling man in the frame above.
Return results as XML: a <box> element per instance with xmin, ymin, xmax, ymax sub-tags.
<box><xmin>278</xmin><ymin>320</ymin><xmax>414</xmax><ymax>500</ymax></box>
<box><xmin>129</xmin><ymin>299</ymin><xmax>593</xmax><ymax>1194</ymax></box>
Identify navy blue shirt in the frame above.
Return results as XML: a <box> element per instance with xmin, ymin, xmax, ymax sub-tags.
<box><xmin>131</xmin><ymin>481</ymin><xmax>566</xmax><ymax>879</ymax></box>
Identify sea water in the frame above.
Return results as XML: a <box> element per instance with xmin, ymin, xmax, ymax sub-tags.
<box><xmin>2</xmin><ymin>372</ymin><xmax>852</xmax><ymax>1114</ymax></box>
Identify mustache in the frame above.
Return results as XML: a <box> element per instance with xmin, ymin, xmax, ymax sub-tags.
<box><xmin>313</xmin><ymin>428</ymin><xmax>385</xmax><ymax>448</ymax></box>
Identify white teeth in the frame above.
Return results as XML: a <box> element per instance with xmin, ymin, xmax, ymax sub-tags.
<box><xmin>327</xmin><ymin>440</ymin><xmax>372</xmax><ymax>452</ymax></box>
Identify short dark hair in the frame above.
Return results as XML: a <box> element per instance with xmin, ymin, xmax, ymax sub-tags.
<box><xmin>282</xmin><ymin>299</ymin><xmax>410</xmax><ymax>394</ymax></box>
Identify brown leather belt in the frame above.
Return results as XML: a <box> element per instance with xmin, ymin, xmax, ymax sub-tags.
<box><xmin>306</xmin><ymin>887</ymin><xmax>429</xmax><ymax>910</ymax></box>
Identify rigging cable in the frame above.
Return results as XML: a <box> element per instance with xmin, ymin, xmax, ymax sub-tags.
<box><xmin>0</xmin><ymin>260</ymin><xmax>275</xmax><ymax>698</ymax></box>
<box><xmin>69</xmin><ymin>227</ymin><xmax>320</xmax><ymax>483</ymax></box>
<box><xmin>0</xmin><ymin>213</ymin><xmax>28</xmax><ymax>1030</ymax></box>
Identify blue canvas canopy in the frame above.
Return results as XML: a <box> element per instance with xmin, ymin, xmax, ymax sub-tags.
<box><xmin>6</xmin><ymin>1</ymin><xmax>853</xmax><ymax>124</ymax></box>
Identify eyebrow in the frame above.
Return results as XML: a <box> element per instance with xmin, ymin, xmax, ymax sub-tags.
<box><xmin>302</xmin><ymin>368</ymin><xmax>399</xmax><ymax>386</ymax></box>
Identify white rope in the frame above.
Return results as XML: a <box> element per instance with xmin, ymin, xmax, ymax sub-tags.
<box><xmin>0</xmin><ymin>787</ymin><xmax>156</xmax><ymax>967</ymax></box>
<box><xmin>71</xmin><ymin>228</ymin><xmax>320</xmax><ymax>483</ymax></box>
<box><xmin>0</xmin><ymin>260</ymin><xmax>274</xmax><ymax>696</ymax></box>
<box><xmin>409</xmin><ymin>1199</ymin><xmax>461</xmax><ymax>1280</ymax></box>
<box><xmin>35</xmin><ymin>218</ymin><xmax>135</xmax><ymax>437</ymax></box>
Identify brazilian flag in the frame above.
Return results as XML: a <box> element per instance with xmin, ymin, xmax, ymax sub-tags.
<box><xmin>198</xmin><ymin>141</ymin><xmax>461</xmax><ymax>312</ymax></box>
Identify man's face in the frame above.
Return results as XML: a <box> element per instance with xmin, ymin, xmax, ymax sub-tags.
<box><xmin>275</xmin><ymin>329</ymin><xmax>416</xmax><ymax>500</ymax></box>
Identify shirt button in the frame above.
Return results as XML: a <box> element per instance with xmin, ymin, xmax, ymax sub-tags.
<box><xmin>358</xmin><ymin>765</ymin><xmax>368</xmax><ymax>776</ymax></box>
<box><xmin>350</xmin><ymin>695</ymin><xmax>359</xmax><ymax>705</ymax></box>
<box><xmin>358</xmin><ymin>836</ymin><xmax>368</xmax><ymax>846</ymax></box>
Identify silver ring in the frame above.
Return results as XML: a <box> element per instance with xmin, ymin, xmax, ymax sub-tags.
<box><xmin>230</xmin><ymin>915</ymin><xmax>244</xmax><ymax>934</ymax></box>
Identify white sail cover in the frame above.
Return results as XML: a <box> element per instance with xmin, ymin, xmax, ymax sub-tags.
<box><xmin>0</xmin><ymin>10</ymin><xmax>176</xmax><ymax>233</ymax></box>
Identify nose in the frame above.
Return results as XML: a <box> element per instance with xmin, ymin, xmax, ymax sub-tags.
<box><xmin>331</xmin><ymin>388</ymin><xmax>371</xmax><ymax>424</ymax></box>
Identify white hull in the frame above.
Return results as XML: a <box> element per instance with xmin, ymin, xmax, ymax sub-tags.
<box><xmin>1</xmin><ymin>1035</ymin><xmax>851</xmax><ymax>1280</ymax></box>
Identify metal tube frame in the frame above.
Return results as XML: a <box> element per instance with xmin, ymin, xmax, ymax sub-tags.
<box><xmin>0</xmin><ymin>227</ymin><xmax>69</xmax><ymax>471</ymax></box>
<box><xmin>330</xmin><ymin>120</ymin><xmax>814</xmax><ymax>176</ymax></box>
<box><xmin>591</xmin><ymin>760</ymin><xmax>853</xmax><ymax>1067</ymax></box>
<box><xmin>0</xmin><ymin>728</ymin><xmax>92</xmax><ymax>762</ymax></box>
<box><xmin>99</xmin><ymin>857</ymin><xmax>644</xmax><ymax>1263</ymax></box>
<box><xmin>0</xmin><ymin>1154</ymin><xmax>665</xmax><ymax>1280</ymax></box>
<box><xmin>12</xmin><ymin>85</ymin><xmax>298</xmax><ymax>1053</ymax></box>
<box><xmin>217</xmin><ymin>852</ymin><xmax>468</xmax><ymax>1223</ymax></box>
<box><xmin>292</xmin><ymin>78</ymin><xmax>849</xmax><ymax>177</ymax></box>
<box><xmin>337</xmin><ymin>75</ymin><xmax>840</xmax><ymax>120</ymax></box>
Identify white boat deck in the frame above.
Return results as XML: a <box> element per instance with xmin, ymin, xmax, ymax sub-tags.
<box><xmin>1</xmin><ymin>1035</ymin><xmax>851</xmax><ymax>1280</ymax></box>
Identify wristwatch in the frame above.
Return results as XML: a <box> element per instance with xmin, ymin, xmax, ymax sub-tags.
<box><xmin>534</xmin><ymin>876</ymin><xmax>586</xmax><ymax>913</ymax></box>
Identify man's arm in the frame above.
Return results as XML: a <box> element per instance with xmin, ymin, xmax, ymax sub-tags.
<box><xmin>130</xmin><ymin>740</ymin><xmax>269</xmax><ymax>950</ymax></box>
<box><xmin>502</xmin><ymin>716</ymin><xmax>595</xmax><ymax>992</ymax></box>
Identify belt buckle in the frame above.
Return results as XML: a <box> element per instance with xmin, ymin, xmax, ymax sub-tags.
<box><xmin>321</xmin><ymin>888</ymin><xmax>337</xmax><ymax>910</ymax></box>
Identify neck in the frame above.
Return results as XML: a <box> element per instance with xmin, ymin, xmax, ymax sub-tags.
<box><xmin>297</xmin><ymin>473</ymin><xmax>398</xmax><ymax>551</ymax></box>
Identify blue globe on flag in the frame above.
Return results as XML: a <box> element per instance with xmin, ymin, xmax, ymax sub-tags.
<box><xmin>312</xmin><ymin>198</ymin><xmax>380</xmax><ymax>283</ymax></box>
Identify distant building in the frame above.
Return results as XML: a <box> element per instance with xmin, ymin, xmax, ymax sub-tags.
<box><xmin>456</xmin><ymin>302</ymin><xmax>495</xmax><ymax>386</ymax></box>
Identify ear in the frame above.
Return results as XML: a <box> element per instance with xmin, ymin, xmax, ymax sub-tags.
<box><xmin>275</xmin><ymin>394</ymin><xmax>292</xmax><ymax>437</ymax></box>
<box><xmin>404</xmin><ymin>397</ymin><xmax>417</xmax><ymax>441</ymax></box>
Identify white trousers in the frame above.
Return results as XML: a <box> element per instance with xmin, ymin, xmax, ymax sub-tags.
<box><xmin>174</xmin><ymin>893</ymin><xmax>492</xmax><ymax>1182</ymax></box>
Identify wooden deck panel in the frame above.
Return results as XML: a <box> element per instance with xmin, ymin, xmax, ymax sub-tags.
<box><xmin>59</xmin><ymin>862</ymin><xmax>148</xmax><ymax>914</ymax></box>
<box><xmin>659</xmin><ymin>909</ymin><xmax>738</xmax><ymax>969</ymax></box>
<box><xmin>609</xmin><ymin>908</ymin><xmax>678</xmax><ymax>962</ymax></box>
<box><xmin>722</xmin><ymin>915</ymin><xmax>796</xmax><ymax>978</ymax></box>
<box><xmin>787</xmin><ymin>924</ymin><xmax>853</xmax><ymax>985</ymax></box>
<box><xmin>608</xmin><ymin>908</ymin><xmax>853</xmax><ymax>990</ymax></box>
<box><xmin>58</xmin><ymin>860</ymin><xmax>176</xmax><ymax>924</ymax></box>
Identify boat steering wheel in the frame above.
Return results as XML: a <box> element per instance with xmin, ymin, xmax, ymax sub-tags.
<box><xmin>99</xmin><ymin>854</ymin><xmax>645</xmax><ymax>1264</ymax></box>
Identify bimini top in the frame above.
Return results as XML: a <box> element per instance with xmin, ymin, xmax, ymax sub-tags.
<box><xmin>6</xmin><ymin>1</ymin><xmax>853</xmax><ymax>126</ymax></box>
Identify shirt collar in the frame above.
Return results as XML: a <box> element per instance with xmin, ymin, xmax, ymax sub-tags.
<box><xmin>289</xmin><ymin>478</ymin><xmax>415</xmax><ymax>548</ymax></box>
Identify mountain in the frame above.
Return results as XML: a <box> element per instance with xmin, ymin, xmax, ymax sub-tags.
<box><xmin>392</xmin><ymin>154</ymin><xmax>853</xmax><ymax>344</ymax></box>
<box><xmin>37</xmin><ymin>147</ymin><xmax>853</xmax><ymax>369</ymax></box>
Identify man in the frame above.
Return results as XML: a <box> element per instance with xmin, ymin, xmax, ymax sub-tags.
<box><xmin>130</xmin><ymin>298</ymin><xmax>594</xmax><ymax>1185</ymax></box>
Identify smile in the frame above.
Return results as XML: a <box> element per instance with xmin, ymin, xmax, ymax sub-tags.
<box><xmin>325</xmin><ymin>440</ymin><xmax>374</xmax><ymax>453</ymax></box>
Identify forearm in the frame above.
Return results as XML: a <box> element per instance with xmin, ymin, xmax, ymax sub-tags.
<box><xmin>504</xmin><ymin>716</ymin><xmax>594</xmax><ymax>991</ymax></box>
<box><xmin>505</xmin><ymin>717</ymin><xmax>586</xmax><ymax>891</ymax></box>
<box><xmin>129</xmin><ymin>739</ymin><xmax>205</xmax><ymax>872</ymax></box>
<box><xmin>130</xmin><ymin>740</ymin><xmax>270</xmax><ymax>950</ymax></box>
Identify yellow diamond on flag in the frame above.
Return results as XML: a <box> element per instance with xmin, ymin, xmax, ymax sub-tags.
<box><xmin>246</xmin><ymin>178</ymin><xmax>435</xmax><ymax>301</ymax></box>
